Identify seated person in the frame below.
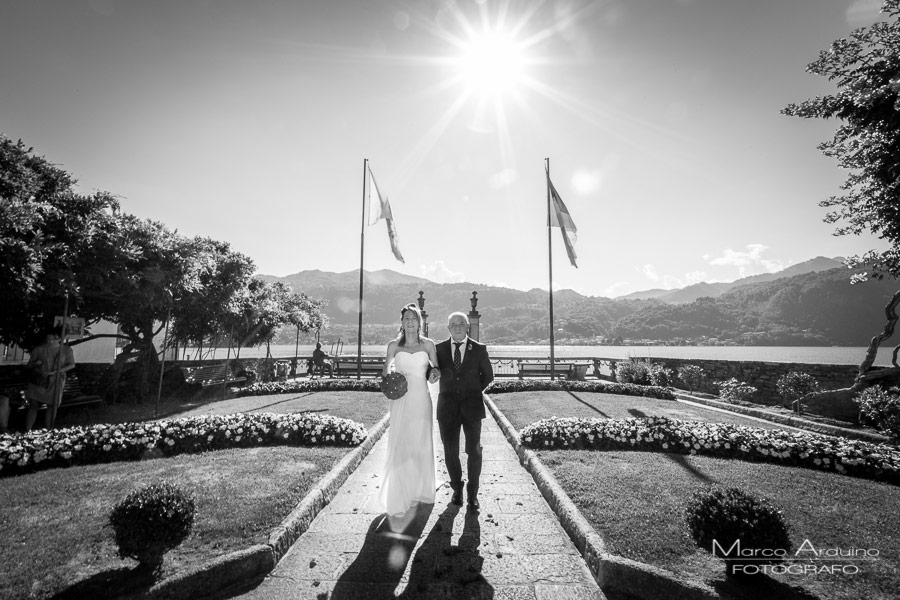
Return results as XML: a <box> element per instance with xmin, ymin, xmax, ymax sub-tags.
<box><xmin>0</xmin><ymin>394</ymin><xmax>9</xmax><ymax>434</ymax></box>
<box><xmin>312</xmin><ymin>343</ymin><xmax>333</xmax><ymax>377</ymax></box>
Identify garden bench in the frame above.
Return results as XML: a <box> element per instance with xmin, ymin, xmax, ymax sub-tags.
<box><xmin>182</xmin><ymin>364</ymin><xmax>247</xmax><ymax>388</ymax></box>
<box><xmin>333</xmin><ymin>358</ymin><xmax>386</xmax><ymax>378</ymax></box>
<box><xmin>517</xmin><ymin>360</ymin><xmax>586</xmax><ymax>380</ymax></box>
<box><xmin>59</xmin><ymin>375</ymin><xmax>104</xmax><ymax>409</ymax></box>
<box><xmin>1</xmin><ymin>374</ymin><xmax>103</xmax><ymax>409</ymax></box>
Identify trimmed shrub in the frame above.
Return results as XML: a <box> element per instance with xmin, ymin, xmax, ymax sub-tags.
<box><xmin>615</xmin><ymin>359</ymin><xmax>651</xmax><ymax>385</ymax></box>
<box><xmin>648</xmin><ymin>364</ymin><xmax>674</xmax><ymax>387</ymax></box>
<box><xmin>685</xmin><ymin>486</ymin><xmax>790</xmax><ymax>578</ymax></box>
<box><xmin>717</xmin><ymin>378</ymin><xmax>757</xmax><ymax>403</ymax></box>
<box><xmin>677</xmin><ymin>364</ymin><xmax>705</xmax><ymax>393</ymax></box>
<box><xmin>855</xmin><ymin>385</ymin><xmax>900</xmax><ymax>440</ymax></box>
<box><xmin>109</xmin><ymin>482</ymin><xmax>196</xmax><ymax>573</ymax></box>
<box><xmin>776</xmin><ymin>371</ymin><xmax>820</xmax><ymax>409</ymax></box>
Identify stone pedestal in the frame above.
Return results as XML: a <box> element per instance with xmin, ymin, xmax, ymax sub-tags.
<box><xmin>468</xmin><ymin>291</ymin><xmax>480</xmax><ymax>341</ymax></box>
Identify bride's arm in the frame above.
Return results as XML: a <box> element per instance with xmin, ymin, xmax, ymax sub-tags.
<box><xmin>425</xmin><ymin>339</ymin><xmax>440</xmax><ymax>383</ymax></box>
<box><xmin>383</xmin><ymin>341</ymin><xmax>397</xmax><ymax>376</ymax></box>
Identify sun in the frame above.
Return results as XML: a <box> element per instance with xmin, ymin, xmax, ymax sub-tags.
<box><xmin>456</xmin><ymin>29</ymin><xmax>528</xmax><ymax>98</ymax></box>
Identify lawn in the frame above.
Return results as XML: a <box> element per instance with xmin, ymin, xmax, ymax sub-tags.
<box><xmin>494</xmin><ymin>390</ymin><xmax>791</xmax><ymax>430</ymax></box>
<box><xmin>492</xmin><ymin>392</ymin><xmax>900</xmax><ymax>600</ymax></box>
<box><xmin>1</xmin><ymin>390</ymin><xmax>388</xmax><ymax>600</ymax></box>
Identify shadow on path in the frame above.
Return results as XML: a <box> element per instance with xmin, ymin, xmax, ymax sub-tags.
<box><xmin>329</xmin><ymin>503</ymin><xmax>434</xmax><ymax>599</ymax></box>
<box><xmin>566</xmin><ymin>391</ymin><xmax>609</xmax><ymax>418</ymax></box>
<box><xmin>402</xmin><ymin>504</ymin><xmax>493</xmax><ymax>599</ymax></box>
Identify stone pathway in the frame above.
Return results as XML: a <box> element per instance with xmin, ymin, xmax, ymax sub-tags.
<box><xmin>220</xmin><ymin>389</ymin><xmax>606</xmax><ymax>600</ymax></box>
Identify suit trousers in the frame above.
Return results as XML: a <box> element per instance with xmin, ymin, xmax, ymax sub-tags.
<box><xmin>438</xmin><ymin>415</ymin><xmax>482</xmax><ymax>496</ymax></box>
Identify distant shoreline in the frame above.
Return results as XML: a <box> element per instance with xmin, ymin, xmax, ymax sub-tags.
<box><xmin>176</xmin><ymin>344</ymin><xmax>892</xmax><ymax>366</ymax></box>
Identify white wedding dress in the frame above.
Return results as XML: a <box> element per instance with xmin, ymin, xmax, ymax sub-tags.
<box><xmin>380</xmin><ymin>350</ymin><xmax>436</xmax><ymax>516</ymax></box>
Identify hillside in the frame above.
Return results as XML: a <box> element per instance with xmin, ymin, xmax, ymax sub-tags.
<box><xmin>616</xmin><ymin>256</ymin><xmax>846</xmax><ymax>304</ymax></box>
<box><xmin>262</xmin><ymin>263</ymin><xmax>899</xmax><ymax>346</ymax></box>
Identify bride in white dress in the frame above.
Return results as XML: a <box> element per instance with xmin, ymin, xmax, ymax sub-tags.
<box><xmin>379</xmin><ymin>303</ymin><xmax>441</xmax><ymax>516</ymax></box>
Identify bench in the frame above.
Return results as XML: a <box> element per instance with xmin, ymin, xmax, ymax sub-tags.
<box><xmin>334</xmin><ymin>358</ymin><xmax>386</xmax><ymax>378</ymax></box>
<box><xmin>182</xmin><ymin>364</ymin><xmax>247</xmax><ymax>388</ymax></box>
<box><xmin>517</xmin><ymin>360</ymin><xmax>588</xmax><ymax>381</ymax></box>
<box><xmin>59</xmin><ymin>374</ymin><xmax>104</xmax><ymax>409</ymax></box>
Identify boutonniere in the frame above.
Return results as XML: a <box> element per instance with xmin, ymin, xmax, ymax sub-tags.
<box><xmin>466</xmin><ymin>343</ymin><xmax>472</xmax><ymax>352</ymax></box>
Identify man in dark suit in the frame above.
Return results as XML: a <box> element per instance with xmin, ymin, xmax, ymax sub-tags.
<box><xmin>435</xmin><ymin>311</ymin><xmax>494</xmax><ymax>511</ymax></box>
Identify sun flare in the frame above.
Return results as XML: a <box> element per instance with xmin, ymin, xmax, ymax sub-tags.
<box><xmin>456</xmin><ymin>29</ymin><xmax>527</xmax><ymax>97</ymax></box>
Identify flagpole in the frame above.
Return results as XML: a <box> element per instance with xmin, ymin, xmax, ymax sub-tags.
<box><xmin>356</xmin><ymin>158</ymin><xmax>367</xmax><ymax>380</ymax></box>
<box><xmin>545</xmin><ymin>158</ymin><xmax>556</xmax><ymax>381</ymax></box>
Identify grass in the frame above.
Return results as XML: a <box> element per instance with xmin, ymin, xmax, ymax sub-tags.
<box><xmin>493</xmin><ymin>392</ymin><xmax>900</xmax><ymax>600</ymax></box>
<box><xmin>1</xmin><ymin>390</ymin><xmax>388</xmax><ymax>600</ymax></box>
<box><xmin>495</xmin><ymin>390</ymin><xmax>791</xmax><ymax>430</ymax></box>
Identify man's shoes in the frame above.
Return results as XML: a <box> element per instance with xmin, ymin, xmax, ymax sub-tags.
<box><xmin>467</xmin><ymin>496</ymin><xmax>480</xmax><ymax>511</ymax></box>
<box><xmin>450</xmin><ymin>490</ymin><xmax>463</xmax><ymax>506</ymax></box>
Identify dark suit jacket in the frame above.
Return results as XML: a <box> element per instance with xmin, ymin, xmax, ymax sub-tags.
<box><xmin>435</xmin><ymin>337</ymin><xmax>494</xmax><ymax>423</ymax></box>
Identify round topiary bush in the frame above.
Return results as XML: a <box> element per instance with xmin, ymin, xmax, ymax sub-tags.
<box><xmin>685</xmin><ymin>486</ymin><xmax>790</xmax><ymax>578</ymax></box>
<box><xmin>109</xmin><ymin>482</ymin><xmax>196</xmax><ymax>574</ymax></box>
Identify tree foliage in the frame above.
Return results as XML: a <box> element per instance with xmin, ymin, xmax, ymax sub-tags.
<box><xmin>783</xmin><ymin>0</ymin><xmax>900</xmax><ymax>280</ymax></box>
<box><xmin>1</xmin><ymin>133</ymin><xmax>327</xmax><ymax>400</ymax></box>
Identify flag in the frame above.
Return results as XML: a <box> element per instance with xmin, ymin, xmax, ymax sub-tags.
<box><xmin>367</xmin><ymin>165</ymin><xmax>405</xmax><ymax>263</ymax></box>
<box><xmin>548</xmin><ymin>177</ymin><xmax>578</xmax><ymax>268</ymax></box>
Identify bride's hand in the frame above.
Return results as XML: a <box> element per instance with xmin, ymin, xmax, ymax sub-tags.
<box><xmin>427</xmin><ymin>367</ymin><xmax>441</xmax><ymax>384</ymax></box>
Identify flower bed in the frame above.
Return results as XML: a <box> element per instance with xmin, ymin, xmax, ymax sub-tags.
<box><xmin>520</xmin><ymin>416</ymin><xmax>900</xmax><ymax>485</ymax></box>
<box><xmin>237</xmin><ymin>378</ymin><xmax>379</xmax><ymax>396</ymax></box>
<box><xmin>489</xmin><ymin>379</ymin><xmax>675</xmax><ymax>400</ymax></box>
<box><xmin>237</xmin><ymin>377</ymin><xmax>675</xmax><ymax>400</ymax></box>
<box><xmin>0</xmin><ymin>412</ymin><xmax>367</xmax><ymax>478</ymax></box>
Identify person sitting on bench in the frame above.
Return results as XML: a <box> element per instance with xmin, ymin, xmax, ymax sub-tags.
<box><xmin>312</xmin><ymin>343</ymin><xmax>333</xmax><ymax>377</ymax></box>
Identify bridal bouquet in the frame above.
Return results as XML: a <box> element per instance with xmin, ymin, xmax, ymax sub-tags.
<box><xmin>380</xmin><ymin>372</ymin><xmax>408</xmax><ymax>400</ymax></box>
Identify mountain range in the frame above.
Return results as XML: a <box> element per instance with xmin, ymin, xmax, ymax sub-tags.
<box><xmin>261</xmin><ymin>257</ymin><xmax>900</xmax><ymax>346</ymax></box>
<box><xmin>614</xmin><ymin>256</ymin><xmax>846</xmax><ymax>304</ymax></box>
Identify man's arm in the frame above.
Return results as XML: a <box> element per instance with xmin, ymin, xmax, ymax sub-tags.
<box><xmin>479</xmin><ymin>346</ymin><xmax>494</xmax><ymax>391</ymax></box>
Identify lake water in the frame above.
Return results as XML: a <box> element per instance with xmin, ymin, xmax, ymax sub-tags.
<box><xmin>183</xmin><ymin>344</ymin><xmax>897</xmax><ymax>366</ymax></box>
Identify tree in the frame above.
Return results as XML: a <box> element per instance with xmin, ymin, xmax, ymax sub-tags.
<box><xmin>168</xmin><ymin>237</ymin><xmax>257</xmax><ymax>355</ymax></box>
<box><xmin>0</xmin><ymin>134</ymin><xmax>123</xmax><ymax>348</ymax></box>
<box><xmin>783</xmin><ymin>0</ymin><xmax>900</xmax><ymax>399</ymax></box>
<box><xmin>783</xmin><ymin>0</ymin><xmax>900</xmax><ymax>282</ymax></box>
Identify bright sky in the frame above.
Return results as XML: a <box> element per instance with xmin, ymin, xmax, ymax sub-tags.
<box><xmin>1</xmin><ymin>0</ymin><xmax>891</xmax><ymax>298</ymax></box>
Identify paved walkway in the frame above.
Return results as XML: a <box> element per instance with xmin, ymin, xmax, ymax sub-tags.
<box><xmin>219</xmin><ymin>389</ymin><xmax>607</xmax><ymax>600</ymax></box>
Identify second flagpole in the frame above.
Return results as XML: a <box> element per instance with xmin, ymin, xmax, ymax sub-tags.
<box><xmin>545</xmin><ymin>157</ymin><xmax>556</xmax><ymax>381</ymax></box>
<box><xmin>356</xmin><ymin>158</ymin><xmax>367</xmax><ymax>380</ymax></box>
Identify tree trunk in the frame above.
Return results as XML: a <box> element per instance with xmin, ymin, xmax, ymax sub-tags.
<box><xmin>803</xmin><ymin>288</ymin><xmax>900</xmax><ymax>409</ymax></box>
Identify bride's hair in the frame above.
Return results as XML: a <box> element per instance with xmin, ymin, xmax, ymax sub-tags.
<box><xmin>397</xmin><ymin>303</ymin><xmax>423</xmax><ymax>347</ymax></box>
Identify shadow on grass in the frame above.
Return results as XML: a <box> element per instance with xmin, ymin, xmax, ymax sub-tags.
<box><xmin>662</xmin><ymin>453</ymin><xmax>717</xmax><ymax>484</ymax></box>
<box><xmin>628</xmin><ymin>408</ymin><xmax>648</xmax><ymax>418</ymax></box>
<box><xmin>712</xmin><ymin>573</ymin><xmax>823</xmax><ymax>600</ymax></box>
<box><xmin>566</xmin><ymin>391</ymin><xmax>609</xmax><ymax>418</ymax></box>
<box><xmin>49</xmin><ymin>565</ymin><xmax>156</xmax><ymax>600</ymax></box>
<box><xmin>249</xmin><ymin>392</ymin><xmax>317</xmax><ymax>412</ymax></box>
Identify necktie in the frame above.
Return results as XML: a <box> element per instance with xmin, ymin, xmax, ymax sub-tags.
<box><xmin>453</xmin><ymin>342</ymin><xmax>462</xmax><ymax>372</ymax></box>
